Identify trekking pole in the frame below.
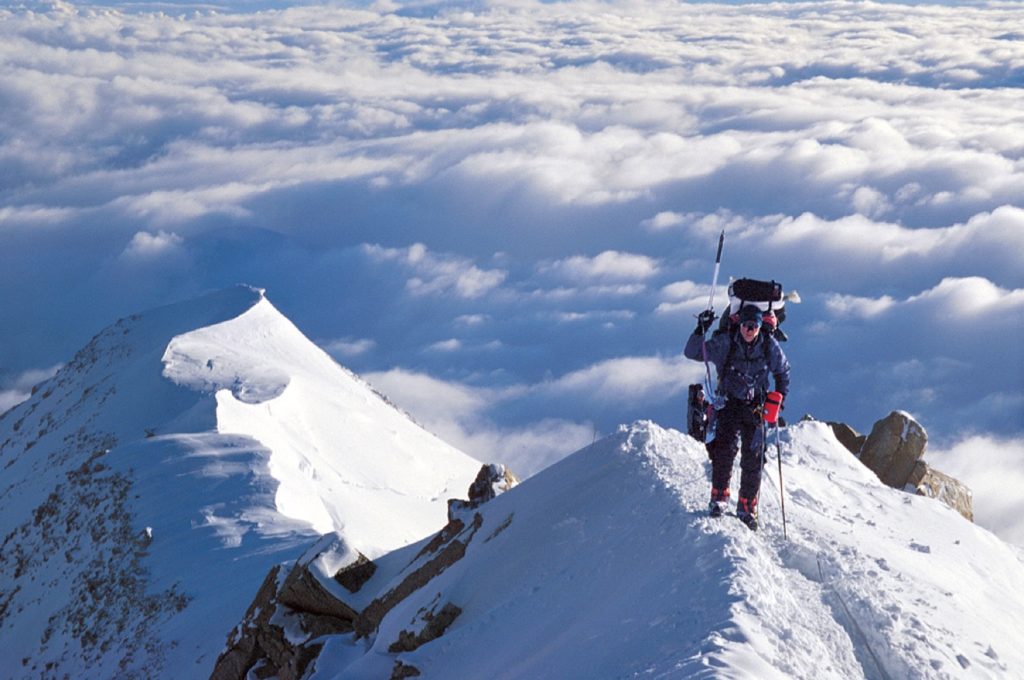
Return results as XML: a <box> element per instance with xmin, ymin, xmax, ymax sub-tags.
<box><xmin>756</xmin><ymin>418</ymin><xmax>768</xmax><ymax>528</ymax></box>
<box><xmin>775</xmin><ymin>423</ymin><xmax>789</xmax><ymax>540</ymax></box>
<box><xmin>763</xmin><ymin>391</ymin><xmax>787</xmax><ymax>540</ymax></box>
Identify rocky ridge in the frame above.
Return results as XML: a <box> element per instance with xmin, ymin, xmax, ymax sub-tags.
<box><xmin>211</xmin><ymin>463</ymin><xmax>519</xmax><ymax>680</ymax></box>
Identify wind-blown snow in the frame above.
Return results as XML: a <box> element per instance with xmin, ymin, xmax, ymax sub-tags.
<box><xmin>161</xmin><ymin>294</ymin><xmax>481</xmax><ymax>540</ymax></box>
<box><xmin>0</xmin><ymin>285</ymin><xmax>480</xmax><ymax>678</ymax></box>
<box><xmin>320</xmin><ymin>421</ymin><xmax>1024</xmax><ymax>679</ymax></box>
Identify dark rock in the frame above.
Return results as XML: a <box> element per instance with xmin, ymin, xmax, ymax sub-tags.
<box><xmin>388</xmin><ymin>602</ymin><xmax>462</xmax><ymax>653</ymax></box>
<box><xmin>854</xmin><ymin>411</ymin><xmax>974</xmax><ymax>521</ymax></box>
<box><xmin>334</xmin><ymin>553</ymin><xmax>376</xmax><ymax>593</ymax></box>
<box><xmin>210</xmin><ymin>566</ymin><xmax>281</xmax><ymax>680</ymax></box>
<box><xmin>391</xmin><ymin>661</ymin><xmax>422</xmax><ymax>679</ymax></box>
<box><xmin>826</xmin><ymin>421</ymin><xmax>866</xmax><ymax>456</ymax></box>
<box><xmin>448</xmin><ymin>463</ymin><xmax>518</xmax><ymax>520</ymax></box>
<box><xmin>277</xmin><ymin>560</ymin><xmax>358</xmax><ymax>623</ymax></box>
<box><xmin>355</xmin><ymin>513</ymin><xmax>482</xmax><ymax>638</ymax></box>
<box><xmin>859</xmin><ymin>411</ymin><xmax>928</xmax><ymax>488</ymax></box>
<box><xmin>210</xmin><ymin>543</ymin><xmax>367</xmax><ymax>680</ymax></box>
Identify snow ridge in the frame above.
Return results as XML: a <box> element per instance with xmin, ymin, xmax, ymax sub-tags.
<box><xmin>315</xmin><ymin>420</ymin><xmax>1024</xmax><ymax>679</ymax></box>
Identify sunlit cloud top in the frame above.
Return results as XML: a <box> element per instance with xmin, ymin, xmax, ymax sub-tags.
<box><xmin>1</xmin><ymin>0</ymin><xmax>1021</xmax><ymax>495</ymax></box>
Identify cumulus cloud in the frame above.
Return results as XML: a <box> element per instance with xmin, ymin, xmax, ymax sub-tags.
<box><xmin>364</xmin><ymin>243</ymin><xmax>507</xmax><ymax>299</ymax></box>
<box><xmin>448</xmin><ymin>418</ymin><xmax>596</xmax><ymax>480</ymax></box>
<box><xmin>550</xmin><ymin>309</ymin><xmax>635</xmax><ymax>324</ymax></box>
<box><xmin>825</xmin><ymin>277</ymin><xmax>1024</xmax><ymax>322</ymax></box>
<box><xmin>365</xmin><ymin>368</ymin><xmax>495</xmax><ymax>427</ymax></box>
<box><xmin>641</xmin><ymin>211</ymin><xmax>686</xmax><ymax>231</ymax></box>
<box><xmin>906</xmin><ymin>276</ymin><xmax>1024</xmax><ymax>319</ymax></box>
<box><xmin>692</xmin><ymin>206</ymin><xmax>1024</xmax><ymax>293</ymax></box>
<box><xmin>121</xmin><ymin>230</ymin><xmax>185</xmax><ymax>260</ymax></box>
<box><xmin>540</xmin><ymin>354</ymin><xmax>703</xmax><ymax>404</ymax></box>
<box><xmin>321</xmin><ymin>337</ymin><xmax>377</xmax><ymax>358</ymax></box>
<box><xmin>930</xmin><ymin>435</ymin><xmax>1024</xmax><ymax>548</ymax></box>
<box><xmin>539</xmin><ymin>250</ymin><xmax>660</xmax><ymax>283</ymax></box>
<box><xmin>655</xmin><ymin>280</ymin><xmax>714</xmax><ymax>316</ymax></box>
<box><xmin>800</xmin><ymin>275</ymin><xmax>1023</xmax><ymax>459</ymax></box>
<box><xmin>0</xmin><ymin>365</ymin><xmax>63</xmax><ymax>414</ymax></box>
<box><xmin>427</xmin><ymin>338</ymin><xmax>463</xmax><ymax>352</ymax></box>
<box><xmin>455</xmin><ymin>314</ymin><xmax>488</xmax><ymax>327</ymax></box>
<box><xmin>363</xmin><ymin>354</ymin><xmax>709</xmax><ymax>475</ymax></box>
<box><xmin>825</xmin><ymin>293</ymin><xmax>897</xmax><ymax>319</ymax></box>
<box><xmin>364</xmin><ymin>368</ymin><xmax>590</xmax><ymax>477</ymax></box>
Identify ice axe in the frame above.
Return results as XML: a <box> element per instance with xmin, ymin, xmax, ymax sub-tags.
<box><xmin>699</xmin><ymin>231</ymin><xmax>725</xmax><ymax>400</ymax></box>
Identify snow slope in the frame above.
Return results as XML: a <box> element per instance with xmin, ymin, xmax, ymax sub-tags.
<box><xmin>317</xmin><ymin>420</ymin><xmax>1024</xmax><ymax>679</ymax></box>
<box><xmin>0</xmin><ymin>286</ymin><xmax>480</xmax><ymax>679</ymax></box>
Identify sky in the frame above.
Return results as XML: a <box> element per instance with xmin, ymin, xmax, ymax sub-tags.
<box><xmin>1</xmin><ymin>0</ymin><xmax>1022</xmax><ymax>533</ymax></box>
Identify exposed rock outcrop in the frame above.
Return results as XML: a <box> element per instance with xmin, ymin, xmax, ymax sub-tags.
<box><xmin>388</xmin><ymin>601</ymin><xmax>463</xmax><ymax>653</ymax></box>
<box><xmin>822</xmin><ymin>411</ymin><xmax>973</xmax><ymax>522</ymax></box>
<box><xmin>448</xmin><ymin>463</ymin><xmax>519</xmax><ymax>520</ymax></box>
<box><xmin>335</xmin><ymin>553</ymin><xmax>377</xmax><ymax>593</ymax></box>
<box><xmin>210</xmin><ymin>538</ymin><xmax>370</xmax><ymax>680</ymax></box>
<box><xmin>355</xmin><ymin>513</ymin><xmax>482</xmax><ymax>638</ymax></box>
<box><xmin>908</xmin><ymin>461</ymin><xmax>974</xmax><ymax>522</ymax></box>
<box><xmin>391</xmin><ymin>660</ymin><xmax>422</xmax><ymax>679</ymax></box>
<box><xmin>859</xmin><ymin>411</ymin><xmax>928</xmax><ymax>489</ymax></box>
<box><xmin>826</xmin><ymin>421</ymin><xmax>866</xmax><ymax>456</ymax></box>
<box><xmin>212</xmin><ymin>462</ymin><xmax>517</xmax><ymax>680</ymax></box>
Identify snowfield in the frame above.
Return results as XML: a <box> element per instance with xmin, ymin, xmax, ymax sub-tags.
<box><xmin>1</xmin><ymin>287</ymin><xmax>1023</xmax><ymax>679</ymax></box>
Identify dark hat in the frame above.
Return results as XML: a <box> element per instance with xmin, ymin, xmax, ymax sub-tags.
<box><xmin>738</xmin><ymin>304</ymin><xmax>762</xmax><ymax>324</ymax></box>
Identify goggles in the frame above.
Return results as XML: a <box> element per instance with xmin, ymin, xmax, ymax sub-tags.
<box><xmin>740</xmin><ymin>319</ymin><xmax>762</xmax><ymax>331</ymax></box>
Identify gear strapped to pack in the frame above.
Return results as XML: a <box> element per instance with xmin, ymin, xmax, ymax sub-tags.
<box><xmin>718</xmin><ymin>278</ymin><xmax>792</xmax><ymax>341</ymax></box>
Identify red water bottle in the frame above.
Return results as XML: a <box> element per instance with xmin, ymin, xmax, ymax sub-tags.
<box><xmin>764</xmin><ymin>391</ymin><xmax>783</xmax><ymax>424</ymax></box>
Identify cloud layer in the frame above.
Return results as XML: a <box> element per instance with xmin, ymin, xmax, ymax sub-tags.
<box><xmin>1</xmin><ymin>0</ymin><xmax>1022</xmax><ymax>540</ymax></box>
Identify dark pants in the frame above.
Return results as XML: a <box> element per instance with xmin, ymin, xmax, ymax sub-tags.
<box><xmin>709</xmin><ymin>400</ymin><xmax>765</xmax><ymax>502</ymax></box>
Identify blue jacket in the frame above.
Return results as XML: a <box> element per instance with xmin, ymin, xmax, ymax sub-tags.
<box><xmin>685</xmin><ymin>329</ymin><xmax>790</xmax><ymax>404</ymax></box>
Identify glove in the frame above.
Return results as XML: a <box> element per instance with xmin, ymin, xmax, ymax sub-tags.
<box><xmin>763</xmin><ymin>391</ymin><xmax>784</xmax><ymax>424</ymax></box>
<box><xmin>694</xmin><ymin>310</ymin><xmax>716</xmax><ymax>335</ymax></box>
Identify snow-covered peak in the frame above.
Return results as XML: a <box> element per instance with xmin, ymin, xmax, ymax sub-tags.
<box><xmin>160</xmin><ymin>291</ymin><xmax>482</xmax><ymax>539</ymax></box>
<box><xmin>0</xmin><ymin>286</ymin><xmax>480</xmax><ymax>678</ymax></box>
<box><xmin>162</xmin><ymin>296</ymin><xmax>291</xmax><ymax>404</ymax></box>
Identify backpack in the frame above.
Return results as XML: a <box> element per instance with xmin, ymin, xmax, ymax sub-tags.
<box><xmin>686</xmin><ymin>383</ymin><xmax>708</xmax><ymax>441</ymax></box>
<box><xmin>716</xmin><ymin>277</ymin><xmax>799</xmax><ymax>341</ymax></box>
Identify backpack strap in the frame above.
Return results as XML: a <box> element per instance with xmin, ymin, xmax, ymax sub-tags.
<box><xmin>715</xmin><ymin>329</ymin><xmax>740</xmax><ymax>398</ymax></box>
<box><xmin>718</xmin><ymin>330</ymin><xmax>774</xmax><ymax>405</ymax></box>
